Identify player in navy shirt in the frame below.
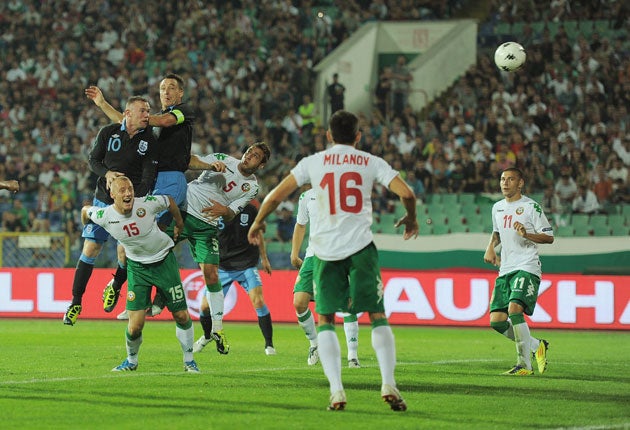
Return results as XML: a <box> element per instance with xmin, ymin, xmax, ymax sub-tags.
<box><xmin>63</xmin><ymin>96</ymin><xmax>158</xmax><ymax>325</ymax></box>
<box><xmin>192</xmin><ymin>203</ymin><xmax>275</xmax><ymax>355</ymax></box>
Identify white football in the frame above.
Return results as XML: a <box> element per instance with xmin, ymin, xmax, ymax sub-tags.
<box><xmin>494</xmin><ymin>42</ymin><xmax>526</xmax><ymax>72</ymax></box>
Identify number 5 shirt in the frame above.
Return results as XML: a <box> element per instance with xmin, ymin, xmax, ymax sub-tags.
<box><xmin>491</xmin><ymin>196</ymin><xmax>554</xmax><ymax>278</ymax></box>
<box><xmin>185</xmin><ymin>153</ymin><xmax>260</xmax><ymax>225</ymax></box>
<box><xmin>86</xmin><ymin>195</ymin><xmax>173</xmax><ymax>264</ymax></box>
<box><xmin>291</xmin><ymin>144</ymin><xmax>398</xmax><ymax>261</ymax></box>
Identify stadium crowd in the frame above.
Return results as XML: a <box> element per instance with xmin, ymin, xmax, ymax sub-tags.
<box><xmin>0</xmin><ymin>0</ymin><xmax>628</xmax><ymax>256</ymax></box>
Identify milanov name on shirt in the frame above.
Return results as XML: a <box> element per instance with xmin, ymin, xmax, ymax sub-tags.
<box><xmin>323</xmin><ymin>153</ymin><xmax>370</xmax><ymax>165</ymax></box>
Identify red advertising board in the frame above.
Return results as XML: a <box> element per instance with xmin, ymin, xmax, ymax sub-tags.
<box><xmin>0</xmin><ymin>269</ymin><xmax>628</xmax><ymax>330</ymax></box>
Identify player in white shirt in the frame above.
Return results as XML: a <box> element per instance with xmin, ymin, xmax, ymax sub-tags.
<box><xmin>290</xmin><ymin>188</ymin><xmax>361</xmax><ymax>368</ymax></box>
<box><xmin>170</xmin><ymin>142</ymin><xmax>271</xmax><ymax>355</ymax></box>
<box><xmin>248</xmin><ymin>111</ymin><xmax>418</xmax><ymax>412</ymax></box>
<box><xmin>83</xmin><ymin>176</ymin><xmax>200</xmax><ymax>373</ymax></box>
<box><xmin>484</xmin><ymin>167</ymin><xmax>554</xmax><ymax>376</ymax></box>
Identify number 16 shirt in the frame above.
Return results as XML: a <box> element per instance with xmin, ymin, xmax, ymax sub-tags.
<box><xmin>291</xmin><ymin>144</ymin><xmax>398</xmax><ymax>261</ymax></box>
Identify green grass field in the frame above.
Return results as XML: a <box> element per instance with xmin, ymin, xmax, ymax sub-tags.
<box><xmin>1</xmin><ymin>319</ymin><xmax>629</xmax><ymax>430</ymax></box>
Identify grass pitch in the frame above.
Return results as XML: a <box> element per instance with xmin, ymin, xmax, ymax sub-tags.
<box><xmin>1</xmin><ymin>319</ymin><xmax>629</xmax><ymax>430</ymax></box>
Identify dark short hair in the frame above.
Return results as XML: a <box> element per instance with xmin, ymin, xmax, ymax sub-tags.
<box><xmin>502</xmin><ymin>167</ymin><xmax>524</xmax><ymax>181</ymax></box>
<box><xmin>125</xmin><ymin>96</ymin><xmax>149</xmax><ymax>109</ymax></box>
<box><xmin>329</xmin><ymin>110</ymin><xmax>358</xmax><ymax>144</ymax></box>
<box><xmin>163</xmin><ymin>73</ymin><xmax>184</xmax><ymax>90</ymax></box>
<box><xmin>249</xmin><ymin>141</ymin><xmax>271</xmax><ymax>164</ymax></box>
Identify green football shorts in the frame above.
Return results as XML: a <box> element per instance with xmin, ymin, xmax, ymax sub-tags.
<box><xmin>489</xmin><ymin>270</ymin><xmax>541</xmax><ymax>316</ymax></box>
<box><xmin>126</xmin><ymin>251</ymin><xmax>188</xmax><ymax>312</ymax></box>
<box><xmin>168</xmin><ymin>211</ymin><xmax>219</xmax><ymax>265</ymax></box>
<box><xmin>293</xmin><ymin>256</ymin><xmax>314</xmax><ymax>296</ymax></box>
<box><xmin>313</xmin><ymin>242</ymin><xmax>384</xmax><ymax>315</ymax></box>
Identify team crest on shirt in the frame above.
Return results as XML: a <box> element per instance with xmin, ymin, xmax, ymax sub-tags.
<box><xmin>515</xmin><ymin>207</ymin><xmax>524</xmax><ymax>215</ymax></box>
<box><xmin>239</xmin><ymin>213</ymin><xmax>249</xmax><ymax>227</ymax></box>
<box><xmin>137</xmin><ymin>140</ymin><xmax>148</xmax><ymax>155</ymax></box>
<box><xmin>241</xmin><ymin>183</ymin><xmax>250</xmax><ymax>192</ymax></box>
<box><xmin>136</xmin><ymin>207</ymin><xmax>146</xmax><ymax>217</ymax></box>
<box><xmin>127</xmin><ymin>291</ymin><xmax>136</xmax><ymax>302</ymax></box>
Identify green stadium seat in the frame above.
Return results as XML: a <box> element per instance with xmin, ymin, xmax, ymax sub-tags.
<box><xmin>590</xmin><ymin>214</ymin><xmax>609</xmax><ymax>230</ymax></box>
<box><xmin>423</xmin><ymin>213</ymin><xmax>448</xmax><ymax>227</ymax></box>
<box><xmin>432</xmin><ymin>224</ymin><xmax>450</xmax><ymax>235</ymax></box>
<box><xmin>592</xmin><ymin>226</ymin><xmax>611</xmax><ymax>237</ymax></box>
<box><xmin>426</xmin><ymin>203</ymin><xmax>445</xmax><ymax>216</ymax></box>
<box><xmin>555</xmin><ymin>225</ymin><xmax>575</xmax><ymax>237</ymax></box>
<box><xmin>467</xmin><ymin>223</ymin><xmax>486</xmax><ymax>233</ymax></box>
<box><xmin>573</xmin><ymin>226</ymin><xmax>592</xmax><ymax>237</ymax></box>
<box><xmin>419</xmin><ymin>224</ymin><xmax>433</xmax><ymax>235</ymax></box>
<box><xmin>461</xmin><ymin>205</ymin><xmax>480</xmax><ymax>221</ymax></box>
<box><xmin>444</xmin><ymin>204</ymin><xmax>463</xmax><ymax>223</ymax></box>
<box><xmin>449</xmin><ymin>224</ymin><xmax>468</xmax><ymax>233</ymax></box>
<box><xmin>622</xmin><ymin>205</ymin><xmax>630</xmax><ymax>217</ymax></box>
<box><xmin>465</xmin><ymin>213</ymin><xmax>485</xmax><ymax>227</ymax></box>
<box><xmin>570</xmin><ymin>214</ymin><xmax>590</xmax><ymax>230</ymax></box>
<box><xmin>608</xmin><ymin>214</ymin><xmax>626</xmax><ymax>230</ymax></box>
<box><xmin>458</xmin><ymin>193</ymin><xmax>476</xmax><ymax>206</ymax></box>
<box><xmin>378</xmin><ymin>212</ymin><xmax>398</xmax><ymax>227</ymax></box>
<box><xmin>611</xmin><ymin>226</ymin><xmax>630</xmax><ymax>236</ymax></box>
<box><xmin>380</xmin><ymin>222</ymin><xmax>401</xmax><ymax>234</ymax></box>
<box><xmin>441</xmin><ymin>194</ymin><xmax>459</xmax><ymax>206</ymax></box>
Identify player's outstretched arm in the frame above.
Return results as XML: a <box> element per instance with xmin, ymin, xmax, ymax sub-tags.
<box><xmin>290</xmin><ymin>223</ymin><xmax>306</xmax><ymax>269</ymax></box>
<box><xmin>167</xmin><ymin>196</ymin><xmax>184</xmax><ymax>242</ymax></box>
<box><xmin>85</xmin><ymin>86</ymin><xmax>123</xmax><ymax>124</ymax></box>
<box><xmin>483</xmin><ymin>232</ymin><xmax>501</xmax><ymax>266</ymax></box>
<box><xmin>513</xmin><ymin>221</ymin><xmax>554</xmax><ymax>244</ymax></box>
<box><xmin>0</xmin><ymin>180</ymin><xmax>19</xmax><ymax>193</ymax></box>
<box><xmin>249</xmin><ymin>174</ymin><xmax>298</xmax><ymax>245</ymax></box>
<box><xmin>389</xmin><ymin>175</ymin><xmax>418</xmax><ymax>239</ymax></box>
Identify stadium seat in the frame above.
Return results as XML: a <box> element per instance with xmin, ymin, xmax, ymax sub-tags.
<box><xmin>611</xmin><ymin>226</ymin><xmax>630</xmax><ymax>236</ymax></box>
<box><xmin>441</xmin><ymin>194</ymin><xmax>459</xmax><ymax>206</ymax></box>
<box><xmin>432</xmin><ymin>224</ymin><xmax>450</xmax><ymax>235</ymax></box>
<box><xmin>423</xmin><ymin>213</ymin><xmax>448</xmax><ymax>227</ymax></box>
<box><xmin>622</xmin><ymin>205</ymin><xmax>630</xmax><ymax>217</ymax></box>
<box><xmin>589</xmin><ymin>214</ymin><xmax>609</xmax><ymax>230</ymax></box>
<box><xmin>378</xmin><ymin>212</ymin><xmax>398</xmax><ymax>227</ymax></box>
<box><xmin>608</xmin><ymin>214</ymin><xmax>626</xmax><ymax>230</ymax></box>
<box><xmin>444</xmin><ymin>204</ymin><xmax>463</xmax><ymax>223</ymax></box>
<box><xmin>419</xmin><ymin>224</ymin><xmax>433</xmax><ymax>236</ymax></box>
<box><xmin>458</xmin><ymin>193</ymin><xmax>476</xmax><ymax>206</ymax></box>
<box><xmin>570</xmin><ymin>214</ymin><xmax>590</xmax><ymax>231</ymax></box>
<box><xmin>426</xmin><ymin>203</ymin><xmax>445</xmax><ymax>216</ymax></box>
<box><xmin>592</xmin><ymin>226</ymin><xmax>611</xmax><ymax>237</ymax></box>
<box><xmin>467</xmin><ymin>223</ymin><xmax>486</xmax><ymax>233</ymax></box>
<box><xmin>461</xmin><ymin>205</ymin><xmax>480</xmax><ymax>221</ymax></box>
<box><xmin>555</xmin><ymin>225</ymin><xmax>575</xmax><ymax>237</ymax></box>
<box><xmin>449</xmin><ymin>224</ymin><xmax>468</xmax><ymax>233</ymax></box>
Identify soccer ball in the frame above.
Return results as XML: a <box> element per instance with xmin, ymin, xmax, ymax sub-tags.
<box><xmin>494</xmin><ymin>42</ymin><xmax>526</xmax><ymax>72</ymax></box>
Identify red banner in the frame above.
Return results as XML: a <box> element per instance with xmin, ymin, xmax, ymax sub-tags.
<box><xmin>0</xmin><ymin>269</ymin><xmax>628</xmax><ymax>330</ymax></box>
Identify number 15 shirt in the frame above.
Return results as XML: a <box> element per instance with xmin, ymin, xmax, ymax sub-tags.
<box><xmin>291</xmin><ymin>144</ymin><xmax>398</xmax><ymax>261</ymax></box>
<box><xmin>86</xmin><ymin>195</ymin><xmax>173</xmax><ymax>264</ymax></box>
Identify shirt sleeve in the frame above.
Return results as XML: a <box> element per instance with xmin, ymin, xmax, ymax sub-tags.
<box><xmin>296</xmin><ymin>191</ymin><xmax>309</xmax><ymax>226</ymax></box>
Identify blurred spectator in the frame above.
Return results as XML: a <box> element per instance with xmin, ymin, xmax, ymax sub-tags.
<box><xmin>2</xmin><ymin>199</ymin><xmax>29</xmax><ymax>232</ymax></box>
<box><xmin>327</xmin><ymin>73</ymin><xmax>345</xmax><ymax>115</ymax></box>
<box><xmin>555</xmin><ymin>171</ymin><xmax>578</xmax><ymax>206</ymax></box>
<box><xmin>541</xmin><ymin>185</ymin><xmax>564</xmax><ymax>226</ymax></box>
<box><xmin>391</xmin><ymin>55</ymin><xmax>413</xmax><ymax>119</ymax></box>
<box><xmin>572</xmin><ymin>184</ymin><xmax>601</xmax><ymax>215</ymax></box>
<box><xmin>275</xmin><ymin>201</ymin><xmax>296</xmax><ymax>243</ymax></box>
